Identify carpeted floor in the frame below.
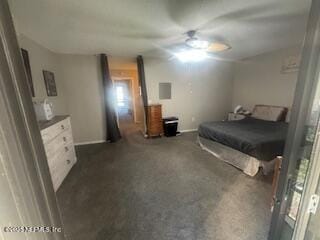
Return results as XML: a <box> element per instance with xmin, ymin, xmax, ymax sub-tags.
<box><xmin>56</xmin><ymin>124</ymin><xmax>272</xmax><ymax>240</ymax></box>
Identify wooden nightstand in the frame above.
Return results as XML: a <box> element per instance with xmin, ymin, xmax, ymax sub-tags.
<box><xmin>228</xmin><ymin>112</ymin><xmax>246</xmax><ymax>121</ymax></box>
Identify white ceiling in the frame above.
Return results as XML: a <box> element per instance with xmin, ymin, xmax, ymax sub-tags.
<box><xmin>9</xmin><ymin>0</ymin><xmax>311</xmax><ymax>60</ymax></box>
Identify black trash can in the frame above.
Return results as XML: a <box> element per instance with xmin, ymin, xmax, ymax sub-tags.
<box><xmin>163</xmin><ymin>117</ymin><xmax>179</xmax><ymax>137</ymax></box>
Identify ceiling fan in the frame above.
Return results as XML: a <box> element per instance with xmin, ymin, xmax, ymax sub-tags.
<box><xmin>169</xmin><ymin>30</ymin><xmax>231</xmax><ymax>62</ymax></box>
<box><xmin>184</xmin><ymin>30</ymin><xmax>231</xmax><ymax>52</ymax></box>
<box><xmin>123</xmin><ymin>2</ymin><xmax>277</xmax><ymax>61</ymax></box>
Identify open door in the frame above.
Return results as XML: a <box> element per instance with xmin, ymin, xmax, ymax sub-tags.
<box><xmin>269</xmin><ymin>0</ymin><xmax>320</xmax><ymax>239</ymax></box>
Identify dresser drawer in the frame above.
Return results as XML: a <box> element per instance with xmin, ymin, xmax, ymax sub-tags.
<box><xmin>47</xmin><ymin>141</ymin><xmax>75</xmax><ymax>167</ymax></box>
<box><xmin>148</xmin><ymin>112</ymin><xmax>162</xmax><ymax>121</ymax></box>
<box><xmin>49</xmin><ymin>149</ymin><xmax>75</xmax><ymax>179</ymax></box>
<box><xmin>44</xmin><ymin>129</ymin><xmax>73</xmax><ymax>160</ymax></box>
<box><xmin>147</xmin><ymin>120</ymin><xmax>162</xmax><ymax>128</ymax></box>
<box><xmin>148</xmin><ymin>105</ymin><xmax>161</xmax><ymax>113</ymax></box>
<box><xmin>148</xmin><ymin>129</ymin><xmax>162</xmax><ymax>136</ymax></box>
<box><xmin>49</xmin><ymin>145</ymin><xmax>76</xmax><ymax>191</ymax></box>
<box><xmin>148</xmin><ymin>122</ymin><xmax>163</xmax><ymax>135</ymax></box>
<box><xmin>41</xmin><ymin>117</ymin><xmax>71</xmax><ymax>143</ymax></box>
<box><xmin>51</xmin><ymin>162</ymin><xmax>73</xmax><ymax>191</ymax></box>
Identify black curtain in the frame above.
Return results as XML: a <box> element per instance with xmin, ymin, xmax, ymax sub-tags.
<box><xmin>137</xmin><ymin>55</ymin><xmax>148</xmax><ymax>133</ymax></box>
<box><xmin>100</xmin><ymin>54</ymin><xmax>121</xmax><ymax>142</ymax></box>
<box><xmin>137</xmin><ymin>55</ymin><xmax>148</xmax><ymax>108</ymax></box>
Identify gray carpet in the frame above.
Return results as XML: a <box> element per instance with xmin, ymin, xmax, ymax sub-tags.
<box><xmin>57</xmin><ymin>128</ymin><xmax>272</xmax><ymax>240</ymax></box>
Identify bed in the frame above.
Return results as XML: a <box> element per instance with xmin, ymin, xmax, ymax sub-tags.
<box><xmin>198</xmin><ymin>105</ymin><xmax>288</xmax><ymax>176</ymax></box>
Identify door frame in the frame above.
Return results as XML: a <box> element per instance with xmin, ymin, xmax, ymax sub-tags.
<box><xmin>269</xmin><ymin>0</ymin><xmax>320</xmax><ymax>239</ymax></box>
<box><xmin>0</xmin><ymin>1</ymin><xmax>64</xmax><ymax>239</ymax></box>
<box><xmin>294</xmin><ymin>120</ymin><xmax>320</xmax><ymax>239</ymax></box>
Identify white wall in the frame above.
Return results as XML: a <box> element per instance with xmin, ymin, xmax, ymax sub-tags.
<box><xmin>20</xmin><ymin>34</ymin><xmax>299</xmax><ymax>143</ymax></box>
<box><xmin>18</xmin><ymin>35</ymin><xmax>67</xmax><ymax>115</ymax></box>
<box><xmin>144</xmin><ymin>58</ymin><xmax>235</xmax><ymax>131</ymax></box>
<box><xmin>57</xmin><ymin>54</ymin><xmax>106</xmax><ymax>144</ymax></box>
<box><xmin>232</xmin><ymin>46</ymin><xmax>301</xmax><ymax>112</ymax></box>
<box><xmin>18</xmin><ymin>36</ymin><xmax>105</xmax><ymax>144</ymax></box>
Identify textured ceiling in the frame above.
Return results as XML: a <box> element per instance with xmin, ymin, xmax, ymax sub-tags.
<box><xmin>9</xmin><ymin>0</ymin><xmax>311</xmax><ymax>60</ymax></box>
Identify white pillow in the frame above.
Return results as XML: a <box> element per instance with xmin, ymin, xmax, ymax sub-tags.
<box><xmin>252</xmin><ymin>105</ymin><xmax>287</xmax><ymax>121</ymax></box>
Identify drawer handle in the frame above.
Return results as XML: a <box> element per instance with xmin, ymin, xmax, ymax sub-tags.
<box><xmin>66</xmin><ymin>159</ymin><xmax>71</xmax><ymax>164</ymax></box>
<box><xmin>61</xmin><ymin>125</ymin><xmax>65</xmax><ymax>130</ymax></box>
<box><xmin>64</xmin><ymin>146</ymin><xmax>69</xmax><ymax>152</ymax></box>
<box><xmin>63</xmin><ymin>136</ymin><xmax>67</xmax><ymax>142</ymax></box>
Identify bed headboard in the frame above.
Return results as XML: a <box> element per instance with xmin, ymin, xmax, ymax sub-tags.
<box><xmin>252</xmin><ymin>105</ymin><xmax>288</xmax><ymax>122</ymax></box>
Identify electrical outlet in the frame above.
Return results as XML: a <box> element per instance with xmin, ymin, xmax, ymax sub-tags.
<box><xmin>192</xmin><ymin>117</ymin><xmax>195</xmax><ymax>122</ymax></box>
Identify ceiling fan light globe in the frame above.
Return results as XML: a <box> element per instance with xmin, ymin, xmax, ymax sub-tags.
<box><xmin>185</xmin><ymin>38</ymin><xmax>209</xmax><ymax>49</ymax></box>
<box><xmin>174</xmin><ymin>49</ymin><xmax>208</xmax><ymax>62</ymax></box>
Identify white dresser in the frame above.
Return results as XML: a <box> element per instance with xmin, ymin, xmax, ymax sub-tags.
<box><xmin>39</xmin><ymin>116</ymin><xmax>77</xmax><ymax>191</ymax></box>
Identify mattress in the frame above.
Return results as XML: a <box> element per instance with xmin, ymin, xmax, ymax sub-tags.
<box><xmin>198</xmin><ymin>117</ymin><xmax>288</xmax><ymax>161</ymax></box>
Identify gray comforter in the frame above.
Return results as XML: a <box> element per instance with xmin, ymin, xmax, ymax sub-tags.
<box><xmin>198</xmin><ymin>117</ymin><xmax>288</xmax><ymax>161</ymax></box>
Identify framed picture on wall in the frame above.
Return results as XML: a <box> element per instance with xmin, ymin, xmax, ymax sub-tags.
<box><xmin>21</xmin><ymin>48</ymin><xmax>35</xmax><ymax>97</ymax></box>
<box><xmin>43</xmin><ymin>70</ymin><xmax>57</xmax><ymax>96</ymax></box>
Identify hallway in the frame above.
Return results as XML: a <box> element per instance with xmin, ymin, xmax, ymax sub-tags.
<box><xmin>56</xmin><ymin>131</ymin><xmax>272</xmax><ymax>240</ymax></box>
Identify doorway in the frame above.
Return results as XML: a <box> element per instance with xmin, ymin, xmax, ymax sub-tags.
<box><xmin>114</xmin><ymin>79</ymin><xmax>134</xmax><ymax>123</ymax></box>
<box><xmin>112</xmin><ymin>76</ymin><xmax>143</xmax><ymax>137</ymax></box>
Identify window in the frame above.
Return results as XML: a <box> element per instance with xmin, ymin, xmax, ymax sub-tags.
<box><xmin>116</xmin><ymin>86</ymin><xmax>125</xmax><ymax>107</ymax></box>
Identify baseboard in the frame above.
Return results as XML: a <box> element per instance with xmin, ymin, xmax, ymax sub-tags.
<box><xmin>74</xmin><ymin>130</ymin><xmax>197</xmax><ymax>145</ymax></box>
<box><xmin>74</xmin><ymin>140</ymin><xmax>106</xmax><ymax>146</ymax></box>
<box><xmin>180</xmin><ymin>129</ymin><xmax>198</xmax><ymax>133</ymax></box>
